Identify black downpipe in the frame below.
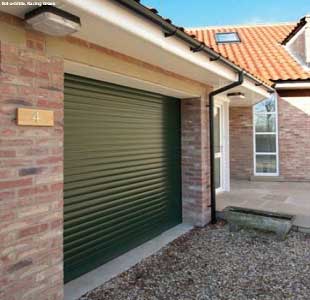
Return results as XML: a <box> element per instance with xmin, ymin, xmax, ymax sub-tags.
<box><xmin>209</xmin><ymin>71</ymin><xmax>244</xmax><ymax>224</ymax></box>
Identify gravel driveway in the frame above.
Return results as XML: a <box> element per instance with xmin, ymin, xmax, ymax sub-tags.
<box><xmin>79</xmin><ymin>222</ymin><xmax>310</xmax><ymax>300</ymax></box>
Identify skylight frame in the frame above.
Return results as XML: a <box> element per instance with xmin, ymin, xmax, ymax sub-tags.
<box><xmin>215</xmin><ymin>32</ymin><xmax>241</xmax><ymax>44</ymax></box>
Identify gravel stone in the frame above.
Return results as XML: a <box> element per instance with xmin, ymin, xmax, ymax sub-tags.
<box><xmin>79</xmin><ymin>222</ymin><xmax>310</xmax><ymax>300</ymax></box>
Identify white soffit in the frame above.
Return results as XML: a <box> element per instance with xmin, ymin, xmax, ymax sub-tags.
<box><xmin>63</xmin><ymin>0</ymin><xmax>235</xmax><ymax>86</ymax></box>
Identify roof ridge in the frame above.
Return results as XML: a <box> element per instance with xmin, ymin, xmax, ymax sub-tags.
<box><xmin>186</xmin><ymin>21</ymin><xmax>297</xmax><ymax>31</ymax></box>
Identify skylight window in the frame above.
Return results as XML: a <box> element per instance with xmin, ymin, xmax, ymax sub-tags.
<box><xmin>215</xmin><ymin>32</ymin><xmax>241</xmax><ymax>43</ymax></box>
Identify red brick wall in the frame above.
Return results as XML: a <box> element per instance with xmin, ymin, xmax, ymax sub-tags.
<box><xmin>181</xmin><ymin>97</ymin><xmax>211</xmax><ymax>226</ymax></box>
<box><xmin>0</xmin><ymin>37</ymin><xmax>64</xmax><ymax>300</ymax></box>
<box><xmin>229</xmin><ymin>96</ymin><xmax>310</xmax><ymax>181</ymax></box>
<box><xmin>278</xmin><ymin>96</ymin><xmax>310</xmax><ymax>181</ymax></box>
<box><xmin>229</xmin><ymin>106</ymin><xmax>253</xmax><ymax>179</ymax></box>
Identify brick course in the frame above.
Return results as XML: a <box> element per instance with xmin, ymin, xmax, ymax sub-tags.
<box><xmin>181</xmin><ymin>97</ymin><xmax>211</xmax><ymax>226</ymax></box>
<box><xmin>229</xmin><ymin>106</ymin><xmax>253</xmax><ymax>179</ymax></box>
<box><xmin>278</xmin><ymin>96</ymin><xmax>310</xmax><ymax>181</ymax></box>
<box><xmin>0</xmin><ymin>37</ymin><xmax>64</xmax><ymax>300</ymax></box>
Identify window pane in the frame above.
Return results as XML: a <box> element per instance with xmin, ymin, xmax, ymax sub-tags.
<box><xmin>255</xmin><ymin>98</ymin><xmax>275</xmax><ymax>113</ymax></box>
<box><xmin>256</xmin><ymin>155</ymin><xmax>277</xmax><ymax>173</ymax></box>
<box><xmin>255</xmin><ymin>114</ymin><xmax>276</xmax><ymax>132</ymax></box>
<box><xmin>256</xmin><ymin>134</ymin><xmax>276</xmax><ymax>152</ymax></box>
<box><xmin>215</xmin><ymin>32</ymin><xmax>240</xmax><ymax>43</ymax></box>
<box><xmin>215</xmin><ymin>157</ymin><xmax>221</xmax><ymax>189</ymax></box>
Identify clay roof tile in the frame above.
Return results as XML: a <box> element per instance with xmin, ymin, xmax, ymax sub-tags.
<box><xmin>186</xmin><ymin>23</ymin><xmax>310</xmax><ymax>82</ymax></box>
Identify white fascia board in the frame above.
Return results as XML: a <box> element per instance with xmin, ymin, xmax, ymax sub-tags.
<box><xmin>63</xmin><ymin>0</ymin><xmax>270</xmax><ymax>97</ymax></box>
<box><xmin>275</xmin><ymin>82</ymin><xmax>310</xmax><ymax>89</ymax></box>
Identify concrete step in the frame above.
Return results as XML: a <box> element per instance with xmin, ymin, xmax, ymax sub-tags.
<box><xmin>222</xmin><ymin>206</ymin><xmax>295</xmax><ymax>240</ymax></box>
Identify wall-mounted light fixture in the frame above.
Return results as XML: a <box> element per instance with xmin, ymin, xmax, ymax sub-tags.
<box><xmin>25</xmin><ymin>5</ymin><xmax>81</xmax><ymax>37</ymax></box>
<box><xmin>227</xmin><ymin>92</ymin><xmax>245</xmax><ymax>100</ymax></box>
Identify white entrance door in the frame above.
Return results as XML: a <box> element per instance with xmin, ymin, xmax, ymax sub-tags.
<box><xmin>214</xmin><ymin>104</ymin><xmax>223</xmax><ymax>192</ymax></box>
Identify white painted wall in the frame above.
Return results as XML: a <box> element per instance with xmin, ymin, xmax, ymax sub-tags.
<box><xmin>285</xmin><ymin>16</ymin><xmax>310</xmax><ymax>70</ymax></box>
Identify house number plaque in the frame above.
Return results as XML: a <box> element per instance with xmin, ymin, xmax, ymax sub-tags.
<box><xmin>17</xmin><ymin>108</ymin><xmax>54</xmax><ymax>127</ymax></box>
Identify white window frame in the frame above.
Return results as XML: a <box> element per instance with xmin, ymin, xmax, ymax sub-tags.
<box><xmin>253</xmin><ymin>95</ymin><xmax>279</xmax><ymax>176</ymax></box>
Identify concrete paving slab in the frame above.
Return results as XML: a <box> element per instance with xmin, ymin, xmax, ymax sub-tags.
<box><xmin>285</xmin><ymin>196</ymin><xmax>310</xmax><ymax>207</ymax></box>
<box><xmin>294</xmin><ymin>215</ymin><xmax>310</xmax><ymax>228</ymax></box>
<box><xmin>218</xmin><ymin>180</ymin><xmax>310</xmax><ymax>229</ymax></box>
<box><xmin>261</xmin><ymin>194</ymin><xmax>288</xmax><ymax>202</ymax></box>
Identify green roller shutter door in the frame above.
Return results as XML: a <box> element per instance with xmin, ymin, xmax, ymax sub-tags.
<box><xmin>64</xmin><ymin>74</ymin><xmax>182</xmax><ymax>282</ymax></box>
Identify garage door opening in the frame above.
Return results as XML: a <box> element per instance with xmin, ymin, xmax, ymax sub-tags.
<box><xmin>64</xmin><ymin>74</ymin><xmax>182</xmax><ymax>282</ymax></box>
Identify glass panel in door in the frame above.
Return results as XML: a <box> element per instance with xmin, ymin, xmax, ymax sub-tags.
<box><xmin>214</xmin><ymin>106</ymin><xmax>222</xmax><ymax>190</ymax></box>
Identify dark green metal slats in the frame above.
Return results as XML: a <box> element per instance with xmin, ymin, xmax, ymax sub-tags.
<box><xmin>64</xmin><ymin>74</ymin><xmax>182</xmax><ymax>282</ymax></box>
